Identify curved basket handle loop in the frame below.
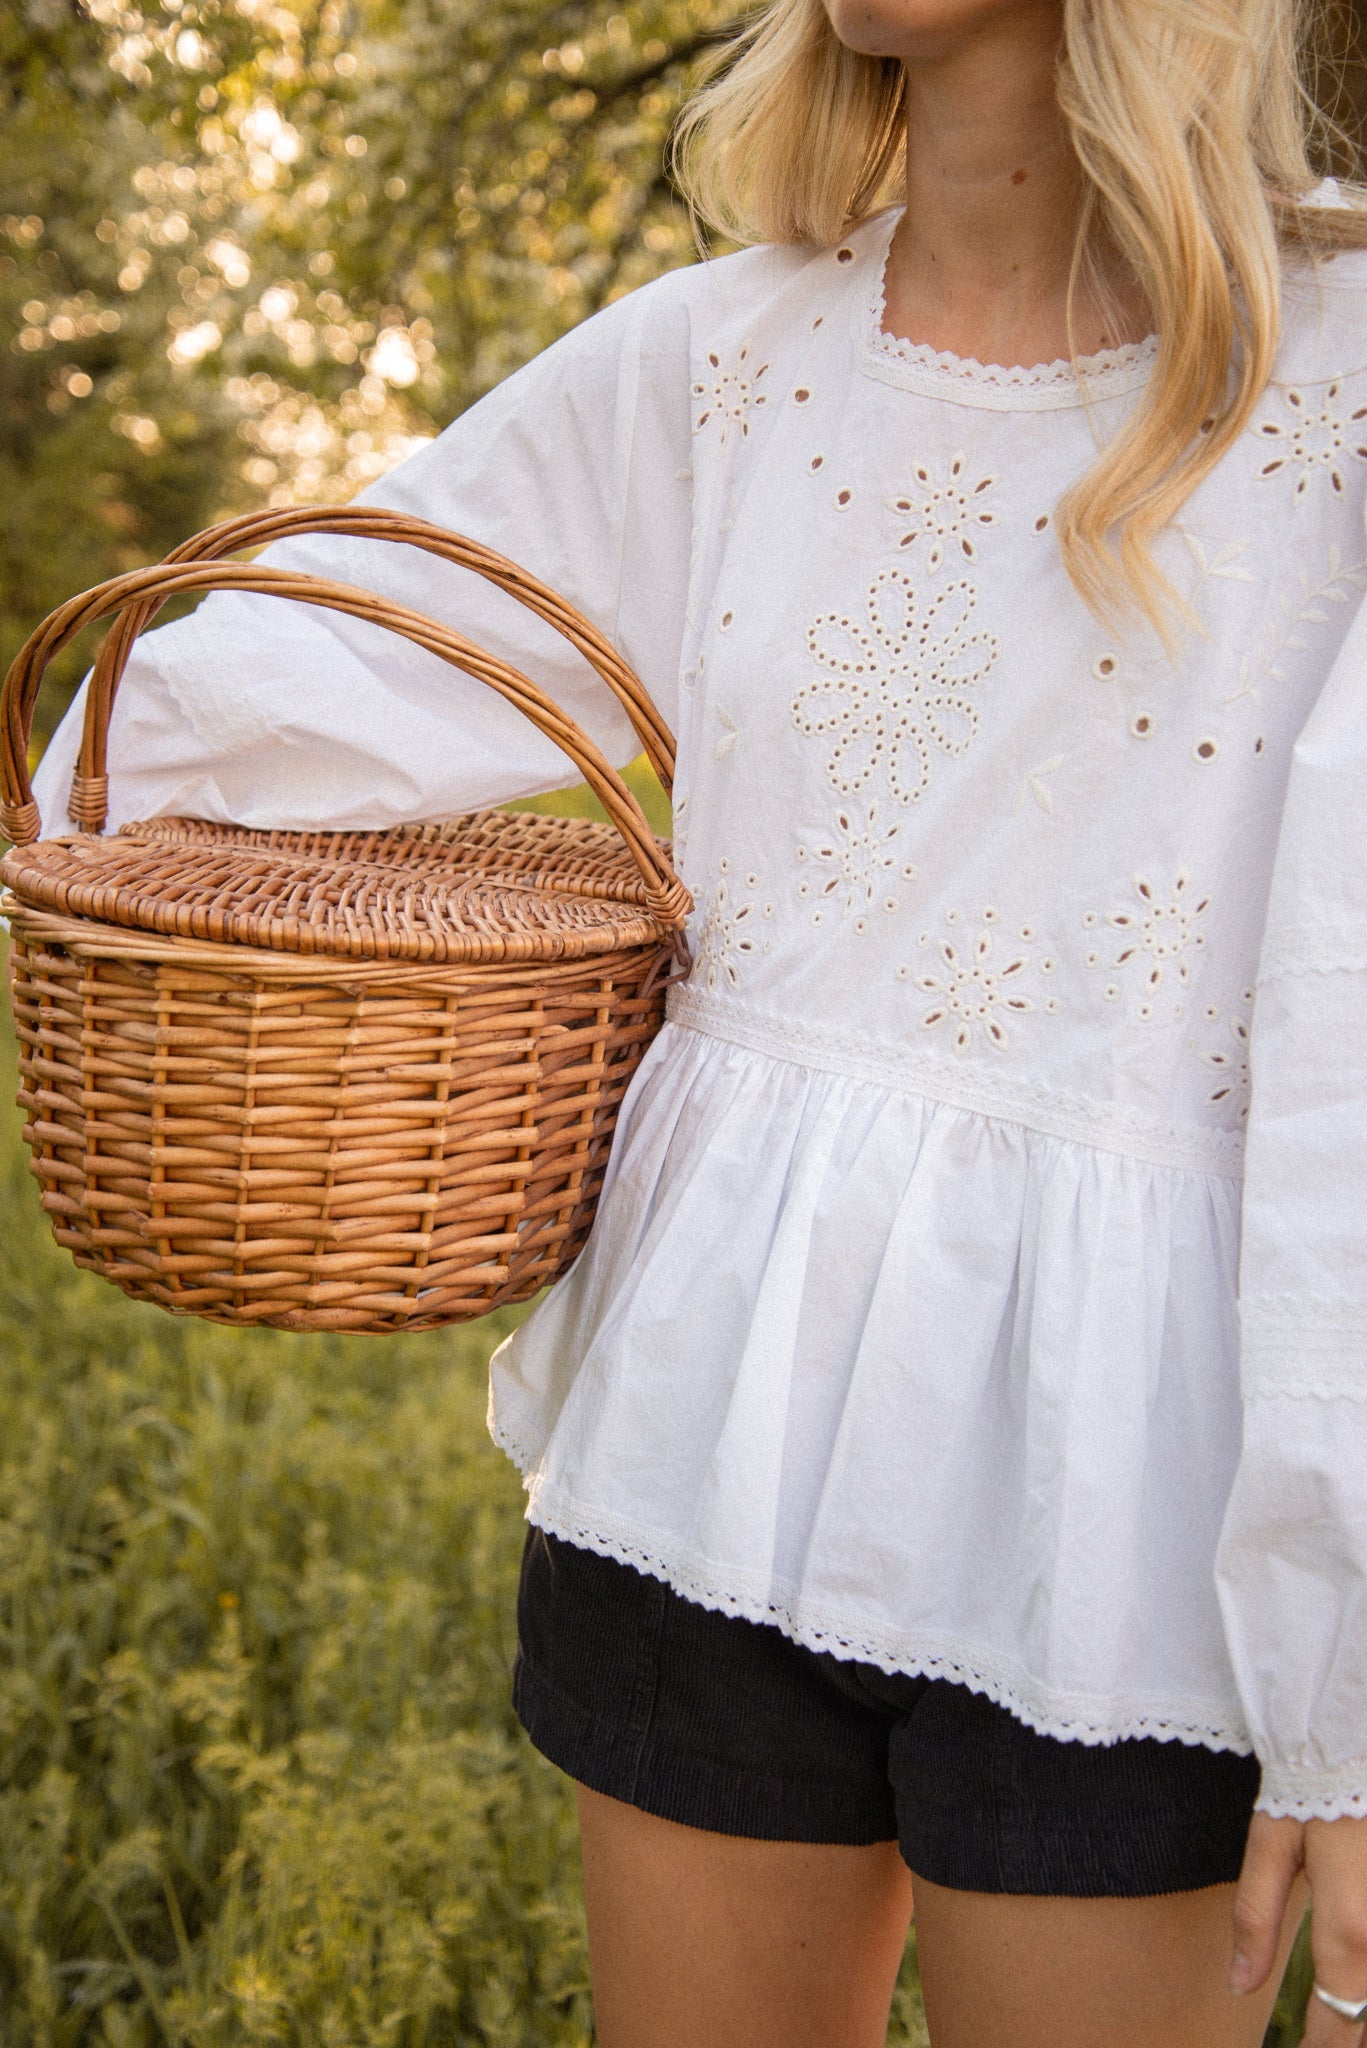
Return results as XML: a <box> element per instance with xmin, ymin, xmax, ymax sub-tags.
<box><xmin>0</xmin><ymin>556</ymin><xmax>689</xmax><ymax>932</ymax></box>
<box><xmin>74</xmin><ymin>507</ymin><xmax>677</xmax><ymax>831</ymax></box>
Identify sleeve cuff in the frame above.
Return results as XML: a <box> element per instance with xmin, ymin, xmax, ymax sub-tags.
<box><xmin>1255</xmin><ymin>1758</ymin><xmax>1367</xmax><ymax>1821</ymax></box>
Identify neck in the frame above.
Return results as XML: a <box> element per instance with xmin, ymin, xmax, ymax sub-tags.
<box><xmin>880</xmin><ymin>9</ymin><xmax>1149</xmax><ymax>365</ymax></box>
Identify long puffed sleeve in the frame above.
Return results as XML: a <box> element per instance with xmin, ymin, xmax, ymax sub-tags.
<box><xmin>1216</xmin><ymin>585</ymin><xmax>1367</xmax><ymax>1821</ymax></box>
<box><xmin>32</xmin><ymin>267</ymin><xmax>697</xmax><ymax>835</ymax></box>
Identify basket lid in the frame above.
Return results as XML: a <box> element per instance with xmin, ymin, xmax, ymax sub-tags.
<box><xmin>0</xmin><ymin>811</ymin><xmax>674</xmax><ymax>963</ymax></box>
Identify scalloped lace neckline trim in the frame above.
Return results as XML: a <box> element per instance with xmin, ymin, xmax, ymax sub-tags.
<box><xmin>858</xmin><ymin>211</ymin><xmax>1160</xmax><ymax>411</ymax></box>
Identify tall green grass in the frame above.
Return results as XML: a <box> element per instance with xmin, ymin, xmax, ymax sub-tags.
<box><xmin>0</xmin><ymin>934</ymin><xmax>1312</xmax><ymax>2045</ymax></box>
<box><xmin>0</xmin><ymin>982</ymin><xmax>591</xmax><ymax>2042</ymax></box>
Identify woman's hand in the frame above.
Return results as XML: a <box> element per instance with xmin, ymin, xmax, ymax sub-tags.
<box><xmin>1231</xmin><ymin>1811</ymin><xmax>1367</xmax><ymax>2042</ymax></box>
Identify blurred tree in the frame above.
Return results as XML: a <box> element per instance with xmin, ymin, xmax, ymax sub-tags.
<box><xmin>3</xmin><ymin>0</ymin><xmax>1366</xmax><ymax>741</ymax></box>
<box><xmin>1</xmin><ymin>0</ymin><xmax>734</xmax><ymax>739</ymax></box>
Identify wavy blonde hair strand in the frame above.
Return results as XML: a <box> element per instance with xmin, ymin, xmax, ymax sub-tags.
<box><xmin>672</xmin><ymin>0</ymin><xmax>1367</xmax><ymax>636</ymax></box>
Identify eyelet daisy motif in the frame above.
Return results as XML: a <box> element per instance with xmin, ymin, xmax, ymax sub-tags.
<box><xmin>690</xmin><ymin>858</ymin><xmax>775</xmax><ymax>993</ymax></box>
<box><xmin>692</xmin><ymin>345</ymin><xmax>770</xmax><ymax>442</ymax></box>
<box><xmin>898</xmin><ymin>908</ymin><xmax>1053</xmax><ymax>1053</ymax></box>
<box><xmin>1194</xmin><ymin>990</ymin><xmax>1254</xmax><ymax>1119</ymax></box>
<box><xmin>885</xmin><ymin>455</ymin><xmax>999</xmax><ymax>571</ymax></box>
<box><xmin>793</xmin><ymin>570</ymin><xmax>998</xmax><ymax>806</ymax></box>
<box><xmin>795</xmin><ymin>800</ymin><xmax>919</xmax><ymax>930</ymax></box>
<box><xmin>1255</xmin><ymin>382</ymin><xmax>1367</xmax><ymax>499</ymax></box>
<box><xmin>1082</xmin><ymin>871</ymin><xmax>1210</xmax><ymax>1022</ymax></box>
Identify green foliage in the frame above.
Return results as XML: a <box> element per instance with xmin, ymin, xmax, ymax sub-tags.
<box><xmin>1264</xmin><ymin>1915</ymin><xmax>1315</xmax><ymax>2048</ymax></box>
<box><xmin>0</xmin><ymin>970</ymin><xmax>598</xmax><ymax>2042</ymax></box>
<box><xmin>506</xmin><ymin>751</ymin><xmax>672</xmax><ymax>839</ymax></box>
<box><xmin>0</xmin><ymin>955</ymin><xmax>928</xmax><ymax>2042</ymax></box>
<box><xmin>0</xmin><ymin>0</ymin><xmax>1335</xmax><ymax>2031</ymax></box>
<box><xmin>0</xmin><ymin>935</ymin><xmax>1313</xmax><ymax>2046</ymax></box>
<box><xmin>1</xmin><ymin>0</ymin><xmax>734</xmax><ymax>744</ymax></box>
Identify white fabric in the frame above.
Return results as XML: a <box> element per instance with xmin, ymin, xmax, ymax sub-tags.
<box><xmin>32</xmin><ymin>208</ymin><xmax>1367</xmax><ymax>1815</ymax></box>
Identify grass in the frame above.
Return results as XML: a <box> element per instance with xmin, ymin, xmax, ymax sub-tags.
<box><xmin>0</xmin><ymin>876</ymin><xmax>1310</xmax><ymax>2041</ymax></box>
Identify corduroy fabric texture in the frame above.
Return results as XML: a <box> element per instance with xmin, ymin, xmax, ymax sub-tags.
<box><xmin>513</xmin><ymin>1529</ymin><xmax>1260</xmax><ymax>1898</ymax></box>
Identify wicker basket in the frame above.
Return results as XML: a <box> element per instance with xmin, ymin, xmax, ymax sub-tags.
<box><xmin>0</xmin><ymin>506</ymin><xmax>691</xmax><ymax>1332</ymax></box>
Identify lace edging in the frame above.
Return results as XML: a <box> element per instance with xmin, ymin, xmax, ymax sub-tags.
<box><xmin>1257</xmin><ymin>1790</ymin><xmax>1367</xmax><ymax>1820</ymax></box>
<box><xmin>1244</xmin><ymin>1296</ymin><xmax>1367</xmax><ymax>1329</ymax></box>
<box><xmin>1256</xmin><ymin>1774</ymin><xmax>1367</xmax><ymax>1822</ymax></box>
<box><xmin>1258</xmin><ymin>929</ymin><xmax>1367</xmax><ymax>979</ymax></box>
<box><xmin>486</xmin><ymin>1383</ymin><xmax>545</xmax><ymax>1478</ymax></box>
<box><xmin>860</xmin><ymin>214</ymin><xmax>1159</xmax><ymax>413</ymax></box>
<box><xmin>1240</xmin><ymin>1299</ymin><xmax>1367</xmax><ymax>1398</ymax></box>
<box><xmin>486</xmin><ymin>1410</ymin><xmax>1255</xmax><ymax>1756</ymax></box>
<box><xmin>529</xmin><ymin>1503</ymin><xmax>1252</xmax><ymax>1752</ymax></box>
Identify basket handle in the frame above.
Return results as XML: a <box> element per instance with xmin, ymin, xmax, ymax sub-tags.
<box><xmin>2</xmin><ymin>503</ymin><xmax>678</xmax><ymax>839</ymax></box>
<box><xmin>0</xmin><ymin>554</ymin><xmax>690</xmax><ymax>931</ymax></box>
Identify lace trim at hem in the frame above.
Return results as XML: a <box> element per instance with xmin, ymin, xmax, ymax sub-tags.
<box><xmin>665</xmin><ymin>989</ymin><xmax>1246</xmax><ymax>1178</ymax></box>
<box><xmin>858</xmin><ymin>213</ymin><xmax>1159</xmax><ymax>412</ymax></box>
<box><xmin>486</xmin><ymin>1376</ymin><xmax>545</xmax><ymax>1476</ymax></box>
<box><xmin>497</xmin><ymin>1459</ymin><xmax>1254</xmax><ymax>1757</ymax></box>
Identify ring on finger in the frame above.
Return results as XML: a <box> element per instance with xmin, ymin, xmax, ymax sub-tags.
<box><xmin>1313</xmin><ymin>1983</ymin><xmax>1367</xmax><ymax>2025</ymax></box>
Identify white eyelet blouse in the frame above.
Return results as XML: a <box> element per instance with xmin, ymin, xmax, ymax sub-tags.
<box><xmin>33</xmin><ymin>207</ymin><xmax>1367</xmax><ymax>1819</ymax></box>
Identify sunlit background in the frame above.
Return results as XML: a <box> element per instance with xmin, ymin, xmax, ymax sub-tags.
<box><xmin>2</xmin><ymin>0</ymin><xmax>732</xmax><ymax>745</ymax></box>
<box><xmin>2</xmin><ymin>2</ymin><xmax>1364</xmax><ymax>2039</ymax></box>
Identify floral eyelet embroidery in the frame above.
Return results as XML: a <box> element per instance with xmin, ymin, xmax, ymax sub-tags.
<box><xmin>690</xmin><ymin>858</ymin><xmax>775</xmax><ymax>992</ymax></box>
<box><xmin>792</xmin><ymin>570</ymin><xmax>999</xmax><ymax>806</ymax></box>
<box><xmin>1082</xmin><ymin>871</ymin><xmax>1211</xmax><ymax>1020</ymax></box>
<box><xmin>885</xmin><ymin>455</ymin><xmax>999</xmax><ymax>571</ymax></box>
<box><xmin>795</xmin><ymin>800</ymin><xmax>919</xmax><ymax>926</ymax></box>
<box><xmin>1256</xmin><ymin>382</ymin><xmax>1367</xmax><ymax>498</ymax></box>
<box><xmin>1194</xmin><ymin>990</ymin><xmax>1254</xmax><ymax>1119</ymax></box>
<box><xmin>899</xmin><ymin>912</ymin><xmax>1054</xmax><ymax>1053</ymax></box>
<box><xmin>692</xmin><ymin>345</ymin><xmax>770</xmax><ymax>441</ymax></box>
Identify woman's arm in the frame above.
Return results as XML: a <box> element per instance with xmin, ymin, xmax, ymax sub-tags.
<box><xmin>1216</xmin><ymin>580</ymin><xmax>1367</xmax><ymax>2033</ymax></box>
<box><xmin>31</xmin><ymin>268</ymin><xmax>697</xmax><ymax>836</ymax></box>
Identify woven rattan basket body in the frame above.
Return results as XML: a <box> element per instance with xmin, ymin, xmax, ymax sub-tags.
<box><xmin>0</xmin><ymin>508</ymin><xmax>691</xmax><ymax>1331</ymax></box>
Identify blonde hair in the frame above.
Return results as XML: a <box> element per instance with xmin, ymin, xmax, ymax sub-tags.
<box><xmin>672</xmin><ymin>0</ymin><xmax>1367</xmax><ymax>635</ymax></box>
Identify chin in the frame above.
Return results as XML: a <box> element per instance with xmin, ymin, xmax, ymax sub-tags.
<box><xmin>823</xmin><ymin>0</ymin><xmax>1050</xmax><ymax>58</ymax></box>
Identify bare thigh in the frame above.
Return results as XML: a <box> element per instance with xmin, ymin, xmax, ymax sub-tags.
<box><xmin>575</xmin><ymin>1786</ymin><xmax>914</xmax><ymax>2048</ymax></box>
<box><xmin>911</xmin><ymin>1869</ymin><xmax>1311</xmax><ymax>2048</ymax></box>
<box><xmin>576</xmin><ymin>1783</ymin><xmax>1310</xmax><ymax>2048</ymax></box>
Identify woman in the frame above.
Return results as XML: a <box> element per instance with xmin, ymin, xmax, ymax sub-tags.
<box><xmin>31</xmin><ymin>0</ymin><xmax>1367</xmax><ymax>2038</ymax></box>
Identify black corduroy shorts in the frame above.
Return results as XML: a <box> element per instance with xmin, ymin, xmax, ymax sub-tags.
<box><xmin>512</xmin><ymin>1528</ymin><xmax>1261</xmax><ymax>1898</ymax></box>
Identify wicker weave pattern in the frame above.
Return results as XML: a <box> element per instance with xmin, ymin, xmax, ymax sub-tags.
<box><xmin>6</xmin><ymin>902</ymin><xmax>668</xmax><ymax>1329</ymax></box>
<box><xmin>7</xmin><ymin>821</ymin><xmax>668</xmax><ymax>962</ymax></box>
<box><xmin>0</xmin><ymin>507</ymin><xmax>689</xmax><ymax>1331</ymax></box>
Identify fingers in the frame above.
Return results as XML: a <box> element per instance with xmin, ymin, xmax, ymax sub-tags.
<box><xmin>1301</xmin><ymin>1992</ymin><xmax>1367</xmax><ymax>2048</ymax></box>
<box><xmin>1303</xmin><ymin>1819</ymin><xmax>1367</xmax><ymax>2047</ymax></box>
<box><xmin>1230</xmin><ymin>1812</ymin><xmax>1305</xmax><ymax>1994</ymax></box>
